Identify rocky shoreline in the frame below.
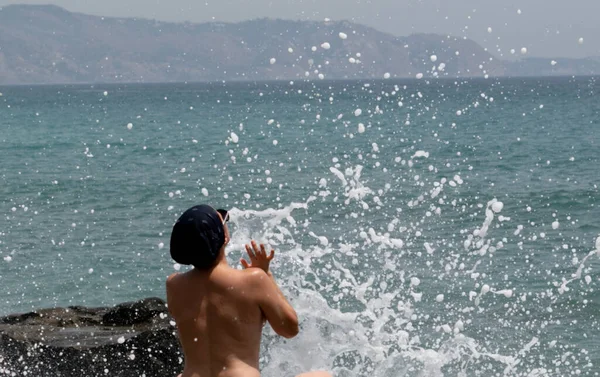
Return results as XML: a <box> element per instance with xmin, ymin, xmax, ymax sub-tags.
<box><xmin>0</xmin><ymin>298</ymin><xmax>183</xmax><ymax>377</ymax></box>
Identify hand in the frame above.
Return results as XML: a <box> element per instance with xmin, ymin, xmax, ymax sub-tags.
<box><xmin>241</xmin><ymin>240</ymin><xmax>274</xmax><ymax>273</ymax></box>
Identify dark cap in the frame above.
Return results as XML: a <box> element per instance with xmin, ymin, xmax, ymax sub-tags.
<box><xmin>170</xmin><ymin>205</ymin><xmax>225</xmax><ymax>270</ymax></box>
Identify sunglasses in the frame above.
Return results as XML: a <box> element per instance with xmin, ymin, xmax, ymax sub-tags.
<box><xmin>216</xmin><ymin>208</ymin><xmax>229</xmax><ymax>224</ymax></box>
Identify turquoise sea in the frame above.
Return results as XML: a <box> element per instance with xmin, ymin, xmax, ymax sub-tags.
<box><xmin>1</xmin><ymin>77</ymin><xmax>599</xmax><ymax>376</ymax></box>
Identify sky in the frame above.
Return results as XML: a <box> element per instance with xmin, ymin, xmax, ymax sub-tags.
<box><xmin>1</xmin><ymin>0</ymin><xmax>598</xmax><ymax>59</ymax></box>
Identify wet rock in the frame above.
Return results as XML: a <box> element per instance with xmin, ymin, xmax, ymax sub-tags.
<box><xmin>103</xmin><ymin>297</ymin><xmax>169</xmax><ymax>326</ymax></box>
<box><xmin>0</xmin><ymin>298</ymin><xmax>183</xmax><ymax>377</ymax></box>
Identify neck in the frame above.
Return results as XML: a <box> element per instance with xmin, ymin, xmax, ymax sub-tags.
<box><xmin>215</xmin><ymin>246</ymin><xmax>228</xmax><ymax>266</ymax></box>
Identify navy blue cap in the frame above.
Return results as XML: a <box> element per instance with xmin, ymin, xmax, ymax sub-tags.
<box><xmin>170</xmin><ymin>205</ymin><xmax>225</xmax><ymax>270</ymax></box>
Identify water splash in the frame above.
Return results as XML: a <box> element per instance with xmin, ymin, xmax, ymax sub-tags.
<box><xmin>223</xmin><ymin>156</ymin><xmax>598</xmax><ymax>376</ymax></box>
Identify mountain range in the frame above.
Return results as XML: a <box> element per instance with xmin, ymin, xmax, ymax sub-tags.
<box><xmin>1</xmin><ymin>4</ymin><xmax>599</xmax><ymax>85</ymax></box>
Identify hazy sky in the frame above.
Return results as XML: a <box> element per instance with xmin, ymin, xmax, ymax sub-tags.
<box><xmin>1</xmin><ymin>0</ymin><xmax>598</xmax><ymax>58</ymax></box>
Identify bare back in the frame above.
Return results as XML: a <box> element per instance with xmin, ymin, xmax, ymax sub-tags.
<box><xmin>166</xmin><ymin>265</ymin><xmax>264</xmax><ymax>377</ymax></box>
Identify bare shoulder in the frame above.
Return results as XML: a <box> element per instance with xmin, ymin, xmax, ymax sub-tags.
<box><xmin>242</xmin><ymin>267</ymin><xmax>268</xmax><ymax>278</ymax></box>
<box><xmin>241</xmin><ymin>268</ymin><xmax>271</xmax><ymax>289</ymax></box>
<box><xmin>165</xmin><ymin>272</ymin><xmax>182</xmax><ymax>289</ymax></box>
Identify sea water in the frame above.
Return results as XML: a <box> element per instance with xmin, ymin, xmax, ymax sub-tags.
<box><xmin>0</xmin><ymin>77</ymin><xmax>599</xmax><ymax>376</ymax></box>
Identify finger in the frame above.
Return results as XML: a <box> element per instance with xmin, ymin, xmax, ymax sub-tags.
<box><xmin>240</xmin><ymin>259</ymin><xmax>249</xmax><ymax>269</ymax></box>
<box><xmin>268</xmin><ymin>249</ymin><xmax>275</xmax><ymax>260</ymax></box>
<box><xmin>245</xmin><ymin>244</ymin><xmax>256</xmax><ymax>260</ymax></box>
<box><xmin>251</xmin><ymin>240</ymin><xmax>261</xmax><ymax>255</ymax></box>
<box><xmin>259</xmin><ymin>244</ymin><xmax>268</xmax><ymax>258</ymax></box>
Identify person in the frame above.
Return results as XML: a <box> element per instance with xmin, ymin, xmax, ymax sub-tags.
<box><xmin>165</xmin><ymin>204</ymin><xmax>332</xmax><ymax>377</ymax></box>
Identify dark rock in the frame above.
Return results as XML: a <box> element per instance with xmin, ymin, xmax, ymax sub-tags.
<box><xmin>0</xmin><ymin>298</ymin><xmax>183</xmax><ymax>377</ymax></box>
<box><xmin>103</xmin><ymin>297</ymin><xmax>169</xmax><ymax>326</ymax></box>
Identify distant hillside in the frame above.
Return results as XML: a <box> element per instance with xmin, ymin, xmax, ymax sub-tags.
<box><xmin>0</xmin><ymin>4</ymin><xmax>599</xmax><ymax>84</ymax></box>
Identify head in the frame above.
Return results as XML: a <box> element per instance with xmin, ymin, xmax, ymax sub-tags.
<box><xmin>170</xmin><ymin>205</ymin><xmax>230</xmax><ymax>270</ymax></box>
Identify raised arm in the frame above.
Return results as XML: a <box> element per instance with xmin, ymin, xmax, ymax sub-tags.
<box><xmin>242</xmin><ymin>241</ymin><xmax>299</xmax><ymax>339</ymax></box>
<box><xmin>248</xmin><ymin>268</ymin><xmax>299</xmax><ymax>338</ymax></box>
